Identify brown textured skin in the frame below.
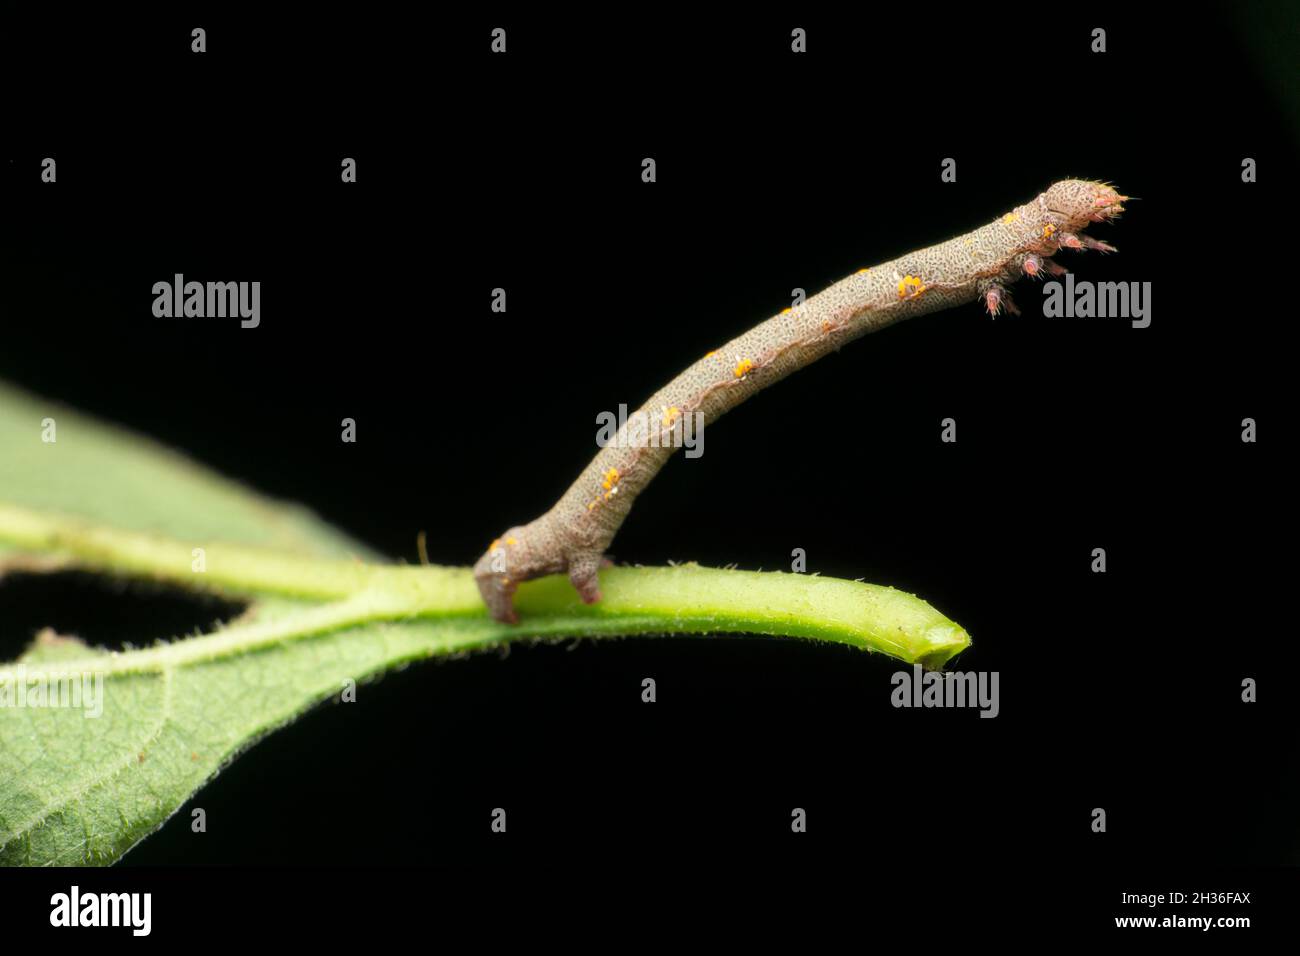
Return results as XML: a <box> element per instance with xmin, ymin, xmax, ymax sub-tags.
<box><xmin>476</xmin><ymin>180</ymin><xmax>1127</xmax><ymax>621</ymax></box>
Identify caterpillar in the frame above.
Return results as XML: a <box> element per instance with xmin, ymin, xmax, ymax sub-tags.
<box><xmin>475</xmin><ymin>179</ymin><xmax>1128</xmax><ymax>622</ymax></box>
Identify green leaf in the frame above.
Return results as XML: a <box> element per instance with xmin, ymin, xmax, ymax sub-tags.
<box><xmin>0</xmin><ymin>380</ymin><xmax>375</xmax><ymax>559</ymax></box>
<box><xmin>0</xmin><ymin>380</ymin><xmax>971</xmax><ymax>865</ymax></box>
<box><xmin>0</xmin><ymin>610</ymin><xmax>498</xmax><ymax>865</ymax></box>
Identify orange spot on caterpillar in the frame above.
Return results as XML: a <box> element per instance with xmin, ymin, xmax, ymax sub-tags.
<box><xmin>704</xmin><ymin>350</ymin><xmax>718</xmax><ymax>358</ymax></box>
<box><xmin>1002</xmin><ymin>212</ymin><xmax>1019</xmax><ymax>224</ymax></box>
<box><xmin>856</xmin><ymin>268</ymin><xmax>871</xmax><ymax>275</ymax></box>
<box><xmin>489</xmin><ymin>538</ymin><xmax>500</xmax><ymax>550</ymax></box>
<box><xmin>602</xmin><ymin>467</ymin><xmax>620</xmax><ymax>490</ymax></box>
<box><xmin>734</xmin><ymin>358</ymin><xmax>755</xmax><ymax>378</ymax></box>
<box><xmin>896</xmin><ymin>275</ymin><xmax>926</xmax><ymax>299</ymax></box>
<box><xmin>1042</xmin><ymin>224</ymin><xmax>1056</xmax><ymax>238</ymax></box>
<box><xmin>661</xmin><ymin>405</ymin><xmax>681</xmax><ymax>427</ymax></box>
<box><xmin>505</xmin><ymin>536</ymin><xmax>518</xmax><ymax>546</ymax></box>
<box><xmin>780</xmin><ymin>307</ymin><xmax>792</xmax><ymax>315</ymax></box>
<box><xmin>822</xmin><ymin>321</ymin><xmax>833</xmax><ymax>332</ymax></box>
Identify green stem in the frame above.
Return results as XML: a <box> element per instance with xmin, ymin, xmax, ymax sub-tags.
<box><xmin>0</xmin><ymin>502</ymin><xmax>393</xmax><ymax>599</ymax></box>
<box><xmin>0</xmin><ymin>503</ymin><xmax>972</xmax><ymax>670</ymax></box>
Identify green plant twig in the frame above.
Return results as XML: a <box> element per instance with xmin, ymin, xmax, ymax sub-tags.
<box><xmin>0</xmin><ymin>503</ymin><xmax>971</xmax><ymax>670</ymax></box>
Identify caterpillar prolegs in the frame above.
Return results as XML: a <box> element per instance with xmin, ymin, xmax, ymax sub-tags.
<box><xmin>475</xmin><ymin>179</ymin><xmax>1129</xmax><ymax>622</ymax></box>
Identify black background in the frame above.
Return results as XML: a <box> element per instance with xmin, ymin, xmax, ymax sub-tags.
<box><xmin>1</xmin><ymin>4</ymin><xmax>1295</xmax><ymax>936</ymax></box>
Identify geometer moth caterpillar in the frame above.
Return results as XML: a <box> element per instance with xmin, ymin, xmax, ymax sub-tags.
<box><xmin>475</xmin><ymin>179</ymin><xmax>1128</xmax><ymax>622</ymax></box>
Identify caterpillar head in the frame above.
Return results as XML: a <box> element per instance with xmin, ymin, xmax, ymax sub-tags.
<box><xmin>1043</xmin><ymin>179</ymin><xmax>1129</xmax><ymax>230</ymax></box>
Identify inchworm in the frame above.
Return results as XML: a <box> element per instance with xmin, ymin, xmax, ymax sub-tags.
<box><xmin>475</xmin><ymin>179</ymin><xmax>1128</xmax><ymax>622</ymax></box>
